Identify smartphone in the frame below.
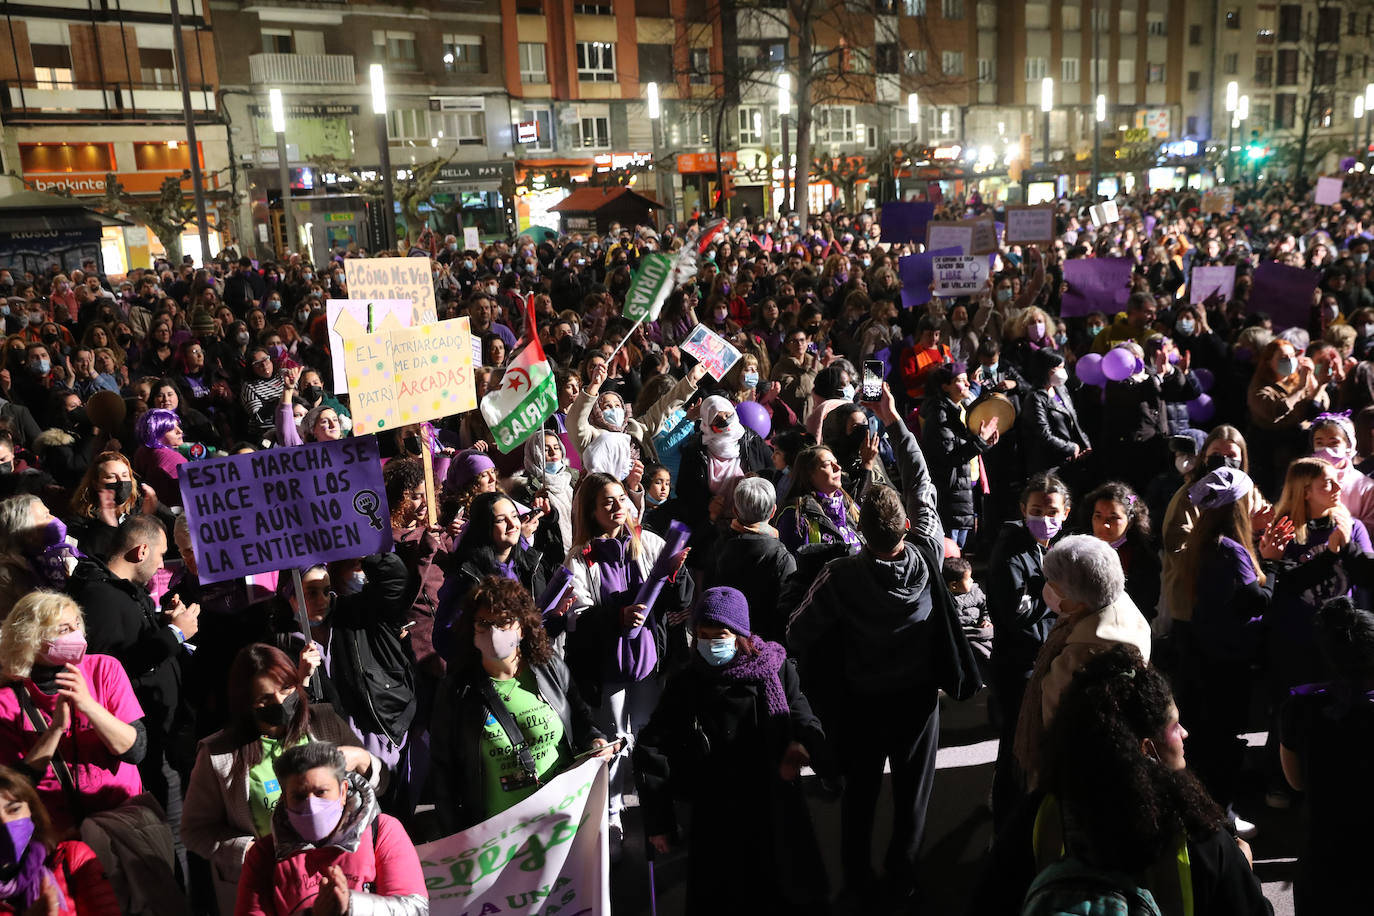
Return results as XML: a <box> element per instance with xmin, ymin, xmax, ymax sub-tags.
<box><xmin>861</xmin><ymin>360</ymin><xmax>883</xmax><ymax>401</ymax></box>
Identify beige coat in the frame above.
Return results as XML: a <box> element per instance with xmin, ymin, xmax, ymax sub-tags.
<box><xmin>1160</xmin><ymin>482</ymin><xmax>1269</xmax><ymax>622</ymax></box>
<box><xmin>1013</xmin><ymin>592</ymin><xmax>1152</xmax><ymax>785</ymax></box>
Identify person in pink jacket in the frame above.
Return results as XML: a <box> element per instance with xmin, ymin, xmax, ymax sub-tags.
<box><xmin>234</xmin><ymin>742</ymin><xmax>427</xmax><ymax>916</ymax></box>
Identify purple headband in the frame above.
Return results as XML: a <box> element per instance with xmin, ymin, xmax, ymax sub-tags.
<box><xmin>1188</xmin><ymin>467</ymin><xmax>1252</xmax><ymax>510</ymax></box>
<box><xmin>136</xmin><ymin>408</ymin><xmax>180</xmax><ymax>450</ymax></box>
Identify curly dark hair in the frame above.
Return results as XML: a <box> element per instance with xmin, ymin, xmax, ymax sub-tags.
<box><xmin>451</xmin><ymin>576</ymin><xmax>554</xmax><ymax>670</ymax></box>
<box><xmin>1042</xmin><ymin>646</ymin><xmax>1224</xmax><ymax>869</ymax></box>
<box><xmin>382</xmin><ymin>457</ymin><xmax>425</xmax><ymax>508</ymax></box>
<box><xmin>1082</xmin><ymin>480</ymin><xmax>1151</xmax><ymax>540</ymax></box>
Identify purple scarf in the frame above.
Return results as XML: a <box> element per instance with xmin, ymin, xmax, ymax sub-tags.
<box><xmin>0</xmin><ymin>842</ymin><xmax>63</xmax><ymax>912</ymax></box>
<box><xmin>719</xmin><ymin>637</ymin><xmax>791</xmax><ymax>717</ymax></box>
<box><xmin>818</xmin><ymin>491</ymin><xmax>861</xmax><ymax>548</ymax></box>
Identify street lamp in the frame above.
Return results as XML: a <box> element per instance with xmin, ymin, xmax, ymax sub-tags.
<box><xmin>779</xmin><ymin>74</ymin><xmax>792</xmax><ymax>214</ymax></box>
<box><xmin>269</xmin><ymin>88</ymin><xmax>294</xmax><ymax>257</ymax></box>
<box><xmin>370</xmin><ymin>64</ymin><xmax>396</xmax><ymax>253</ymax></box>
<box><xmin>646</xmin><ymin>82</ymin><xmax>669</xmax><ymax>225</ymax></box>
<box><xmin>1225</xmin><ymin>80</ymin><xmax>1239</xmax><ymax>181</ymax></box>
<box><xmin>1092</xmin><ymin>93</ymin><xmax>1105</xmax><ymax>200</ymax></box>
<box><xmin>1041</xmin><ymin>77</ymin><xmax>1053</xmax><ymax>179</ymax></box>
<box><xmin>1365</xmin><ymin>83</ymin><xmax>1374</xmax><ymax>159</ymax></box>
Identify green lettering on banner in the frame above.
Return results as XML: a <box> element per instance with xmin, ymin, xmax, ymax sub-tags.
<box><xmin>622</xmin><ymin>253</ymin><xmax>674</xmax><ymax>323</ymax></box>
<box><xmin>489</xmin><ymin>372</ymin><xmax>558</xmax><ymax>453</ymax></box>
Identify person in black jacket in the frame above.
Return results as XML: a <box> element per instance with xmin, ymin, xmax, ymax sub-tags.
<box><xmin>789</xmin><ymin>381</ymin><xmax>974</xmax><ymax>909</ymax></box>
<box><xmin>1020</xmin><ymin>348</ymin><xmax>1093</xmax><ymax>489</ymax></box>
<box><xmin>430</xmin><ymin>576</ymin><xmax>609</xmax><ymax>834</ymax></box>
<box><xmin>707</xmin><ymin>477</ymin><xmax>796</xmax><ymax>644</ymax></box>
<box><xmin>636</xmin><ymin>586</ymin><xmax>830</xmax><ymax>916</ymax></box>
<box><xmin>1100</xmin><ymin>338</ymin><xmax>1202</xmax><ymax>492</ymax></box>
<box><xmin>921</xmin><ymin>364</ymin><xmax>1000</xmax><ymax>549</ymax></box>
<box><xmin>69</xmin><ymin>515</ymin><xmax>200</xmax><ymax>866</ymax></box>
<box><xmin>673</xmin><ymin>396</ymin><xmax>774</xmax><ymax>536</ymax></box>
<box><xmin>986</xmin><ymin>472</ymin><xmax>1071</xmax><ymax>827</ymax></box>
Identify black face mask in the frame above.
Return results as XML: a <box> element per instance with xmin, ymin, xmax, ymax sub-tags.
<box><xmin>103</xmin><ymin>480</ymin><xmax>134</xmax><ymax>504</ymax></box>
<box><xmin>0</xmin><ymin>462</ymin><xmax>11</xmax><ymax>475</ymax></box>
<box><xmin>253</xmin><ymin>689</ymin><xmax>301</xmax><ymax>729</ymax></box>
<box><xmin>1203</xmin><ymin>454</ymin><xmax>1241</xmax><ymax>472</ymax></box>
<box><xmin>403</xmin><ymin>435</ymin><xmax>423</xmax><ymax>456</ymax></box>
<box><xmin>302</xmin><ymin>385</ymin><xmax>324</xmax><ymax>404</ymax></box>
<box><xmin>116</xmin><ymin>334</ymin><xmax>133</xmax><ymax>348</ymax></box>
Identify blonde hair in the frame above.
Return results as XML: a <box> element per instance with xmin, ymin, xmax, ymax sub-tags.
<box><xmin>0</xmin><ymin>592</ymin><xmax>83</xmax><ymax>681</ymax></box>
<box><xmin>1273</xmin><ymin>457</ymin><xmax>1337</xmax><ymax>545</ymax></box>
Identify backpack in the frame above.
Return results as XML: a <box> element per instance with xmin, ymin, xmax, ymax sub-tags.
<box><xmin>1021</xmin><ymin>856</ymin><xmax>1165</xmax><ymax>916</ymax></box>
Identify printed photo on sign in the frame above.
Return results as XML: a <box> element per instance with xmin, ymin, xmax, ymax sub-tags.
<box><xmin>680</xmin><ymin>324</ymin><xmax>742</xmax><ymax>380</ymax></box>
<box><xmin>344</xmin><ymin>258</ymin><xmax>439</xmax><ymax>325</ymax></box>
<box><xmin>177</xmin><ymin>436</ymin><xmax>393</xmax><ymax>585</ymax></box>
<box><xmin>325</xmin><ymin>299</ymin><xmax>412</xmax><ymax>395</ymax></box>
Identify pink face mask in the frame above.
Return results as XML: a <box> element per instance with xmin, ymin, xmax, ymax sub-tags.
<box><xmin>41</xmin><ymin>631</ymin><xmax>86</xmax><ymax>667</ymax></box>
<box><xmin>286</xmin><ymin>793</ymin><xmax>345</xmax><ymax>844</ymax></box>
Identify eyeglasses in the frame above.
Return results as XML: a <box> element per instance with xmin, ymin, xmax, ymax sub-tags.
<box><xmin>252</xmin><ymin>357</ymin><xmax>272</xmax><ymax>368</ymax></box>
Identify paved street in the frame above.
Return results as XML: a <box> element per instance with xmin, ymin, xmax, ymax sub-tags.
<box><xmin>612</xmin><ymin>689</ymin><xmax>1300</xmax><ymax>915</ymax></box>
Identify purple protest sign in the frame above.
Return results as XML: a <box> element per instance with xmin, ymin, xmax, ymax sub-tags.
<box><xmin>1252</xmin><ymin>261</ymin><xmax>1319</xmax><ymax>330</ymax></box>
<box><xmin>899</xmin><ymin>246</ymin><xmax>961</xmax><ymax>308</ymax></box>
<box><xmin>1143</xmin><ymin>215</ymin><xmax>1158</xmax><ymax>238</ymax></box>
<box><xmin>178</xmin><ymin>435</ymin><xmax>392</xmax><ymax>584</ymax></box>
<box><xmin>1061</xmin><ymin>257</ymin><xmax>1134</xmax><ymax>318</ymax></box>
<box><xmin>880</xmin><ymin>201</ymin><xmax>935</xmax><ymax>244</ymax></box>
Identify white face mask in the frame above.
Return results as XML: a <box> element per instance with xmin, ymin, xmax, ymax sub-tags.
<box><xmin>476</xmin><ymin>625</ymin><xmax>521</xmax><ymax>661</ymax></box>
<box><xmin>1049</xmin><ymin>366</ymin><xmax>1069</xmax><ymax>387</ymax></box>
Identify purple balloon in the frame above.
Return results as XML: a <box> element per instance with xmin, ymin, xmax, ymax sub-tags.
<box><xmin>1186</xmin><ymin>393</ymin><xmax>1215</xmax><ymax>425</ymax></box>
<box><xmin>1102</xmin><ymin>347</ymin><xmax>1136</xmax><ymax>382</ymax></box>
<box><xmin>1075</xmin><ymin>352</ymin><xmax>1105</xmax><ymax>386</ymax></box>
<box><xmin>1193</xmin><ymin>367</ymin><xmax>1215</xmax><ymax>392</ymax></box>
<box><xmin>735</xmin><ymin>400</ymin><xmax>772</xmax><ymax>438</ymax></box>
<box><xmin>1341</xmin><ymin>156</ymin><xmax>1357</xmax><ymax>172</ymax></box>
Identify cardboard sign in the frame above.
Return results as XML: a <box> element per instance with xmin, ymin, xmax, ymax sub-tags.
<box><xmin>178</xmin><ymin>436</ymin><xmax>392</xmax><ymax>585</ymax></box>
<box><xmin>932</xmin><ymin>255</ymin><xmax>987</xmax><ymax>296</ymax></box>
<box><xmin>1189</xmin><ymin>265</ymin><xmax>1237</xmax><ymax>304</ymax></box>
<box><xmin>343</xmin><ymin>318</ymin><xmax>478</xmax><ymax>433</ymax></box>
<box><xmin>879</xmin><ymin>201</ymin><xmax>935</xmax><ymax>244</ymax></box>
<box><xmin>898</xmin><ymin>246</ymin><xmax>962</xmax><ymax>308</ymax></box>
<box><xmin>927</xmin><ymin>217</ymin><xmax>997</xmax><ymax>255</ymax></box>
<box><xmin>1089</xmin><ymin>200</ymin><xmax>1120</xmax><ymax>227</ymax></box>
<box><xmin>1315</xmin><ymin>176</ymin><xmax>1344</xmax><ymax>206</ymax></box>
<box><xmin>462</xmin><ymin>226</ymin><xmax>481</xmax><ymax>251</ymax></box>
<box><xmin>1252</xmin><ymin>261</ymin><xmax>1320</xmax><ymax>329</ymax></box>
<box><xmin>344</xmin><ymin>258</ymin><xmax>439</xmax><ymax>325</ymax></box>
<box><xmin>1004</xmin><ymin>205</ymin><xmax>1056</xmax><ymax>243</ymax></box>
<box><xmin>680</xmin><ymin>324</ymin><xmax>742</xmax><ymax>380</ymax></box>
<box><xmin>1201</xmin><ymin>187</ymin><xmax>1235</xmax><ymax>215</ymax></box>
<box><xmin>1061</xmin><ymin>257</ymin><xmax>1133</xmax><ymax>318</ymax></box>
<box><xmin>325</xmin><ymin>299</ymin><xmax>412</xmax><ymax>395</ymax></box>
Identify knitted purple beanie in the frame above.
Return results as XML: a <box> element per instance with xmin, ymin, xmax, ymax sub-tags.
<box><xmin>693</xmin><ymin>586</ymin><xmax>751</xmax><ymax>636</ymax></box>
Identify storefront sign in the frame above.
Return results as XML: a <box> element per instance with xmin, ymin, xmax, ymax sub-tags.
<box><xmin>248</xmin><ymin>103</ymin><xmax>360</xmax><ymax>118</ymax></box>
<box><xmin>24</xmin><ymin>171</ymin><xmax>201</xmax><ymax>197</ymax></box>
<box><xmin>677</xmin><ymin>152</ymin><xmax>737</xmax><ymax>173</ymax></box>
<box><xmin>437</xmin><ymin>161</ymin><xmax>516</xmax><ymax>183</ymax></box>
<box><xmin>516</xmin><ymin>121</ymin><xmax>539</xmax><ymax>144</ymax></box>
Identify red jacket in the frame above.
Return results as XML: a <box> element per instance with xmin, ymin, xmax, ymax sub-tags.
<box><xmin>0</xmin><ymin>841</ymin><xmax>120</xmax><ymax>916</ymax></box>
<box><xmin>234</xmin><ymin>814</ymin><xmax>426</xmax><ymax>916</ymax></box>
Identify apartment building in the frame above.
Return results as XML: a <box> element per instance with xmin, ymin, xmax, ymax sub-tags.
<box><xmin>0</xmin><ymin>0</ymin><xmax>229</xmax><ymax>269</ymax></box>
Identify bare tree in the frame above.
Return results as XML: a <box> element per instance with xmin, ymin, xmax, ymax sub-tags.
<box><xmin>1278</xmin><ymin>0</ymin><xmax>1374</xmax><ymax>177</ymax></box>
<box><xmin>101</xmin><ymin>170</ymin><xmax>233</xmax><ymax>265</ymax></box>
<box><xmin>307</xmin><ymin>152</ymin><xmax>457</xmax><ymax>242</ymax></box>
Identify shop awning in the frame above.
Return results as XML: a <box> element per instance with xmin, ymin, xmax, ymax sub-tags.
<box><xmin>549</xmin><ymin>187</ymin><xmax>664</xmax><ymax>214</ymax></box>
<box><xmin>0</xmin><ymin>190</ymin><xmax>131</xmax><ymax>232</ymax></box>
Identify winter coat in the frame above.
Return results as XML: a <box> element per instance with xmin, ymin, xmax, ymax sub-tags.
<box><xmin>1020</xmin><ymin>387</ymin><xmax>1091</xmax><ymax>474</ymax></box>
<box><xmin>921</xmin><ymin>394</ymin><xmax>990</xmax><ymax>531</ymax></box>
<box><xmin>0</xmin><ymin>841</ymin><xmax>119</xmax><ymax>916</ymax></box>
<box><xmin>707</xmin><ymin>529</ymin><xmax>797</xmax><ymax>644</ymax></box>
<box><xmin>673</xmin><ymin>427</ymin><xmax>774</xmax><ymax>531</ymax></box>
<box><xmin>234</xmin><ymin>773</ymin><xmax>427</xmax><ymax>916</ymax></box>
<box><xmin>985</xmin><ymin>522</ymin><xmax>1057</xmax><ymax>682</ymax></box>
<box><xmin>430</xmin><ymin>655</ymin><xmax>604</xmax><ymax>834</ymax></box>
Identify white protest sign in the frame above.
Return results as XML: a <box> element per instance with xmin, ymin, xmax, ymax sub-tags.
<box><xmin>925</xmin><ymin>222</ymin><xmax>973</xmax><ymax>255</ymax></box>
<box><xmin>932</xmin><ymin>255</ymin><xmax>987</xmax><ymax>296</ymax></box>
<box><xmin>681</xmin><ymin>324</ymin><xmax>742</xmax><ymax>380</ymax></box>
<box><xmin>1189</xmin><ymin>265</ymin><xmax>1237</xmax><ymax>304</ymax></box>
<box><xmin>325</xmin><ymin>299</ymin><xmax>412</xmax><ymax>395</ymax></box>
<box><xmin>463</xmin><ymin>226</ymin><xmax>481</xmax><ymax>251</ymax></box>
<box><xmin>1315</xmin><ymin>176</ymin><xmax>1344</xmax><ymax>206</ymax></box>
<box><xmin>1090</xmin><ymin>200</ymin><xmax>1120</xmax><ymax>227</ymax></box>
<box><xmin>344</xmin><ymin>258</ymin><xmax>439</xmax><ymax>325</ymax></box>
<box><xmin>968</xmin><ymin>216</ymin><xmax>998</xmax><ymax>255</ymax></box>
<box><xmin>418</xmin><ymin>759</ymin><xmax>610</xmax><ymax>916</ymax></box>
<box><xmin>1004</xmin><ymin>205</ymin><xmax>1056</xmax><ymax>243</ymax></box>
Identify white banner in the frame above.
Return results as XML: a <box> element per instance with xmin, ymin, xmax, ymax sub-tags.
<box><xmin>418</xmin><ymin>758</ymin><xmax>610</xmax><ymax>915</ymax></box>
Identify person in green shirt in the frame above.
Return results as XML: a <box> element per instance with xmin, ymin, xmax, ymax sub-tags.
<box><xmin>432</xmin><ymin>576</ymin><xmax>613</xmax><ymax>834</ymax></box>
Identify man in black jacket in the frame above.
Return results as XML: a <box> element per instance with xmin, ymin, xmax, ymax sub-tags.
<box><xmin>70</xmin><ymin>515</ymin><xmax>199</xmax><ymax>863</ymax></box>
<box><xmin>709</xmin><ymin>476</ymin><xmax>796</xmax><ymax>644</ymax></box>
<box><xmin>223</xmin><ymin>256</ymin><xmax>266</xmax><ymax>315</ymax></box>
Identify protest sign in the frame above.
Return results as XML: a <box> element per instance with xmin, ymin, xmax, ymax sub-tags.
<box><xmin>326</xmin><ymin>299</ymin><xmax>412</xmax><ymax>395</ymax></box>
<box><xmin>462</xmin><ymin>227</ymin><xmax>481</xmax><ymax>251</ymax></box>
<box><xmin>344</xmin><ymin>258</ymin><xmax>439</xmax><ymax>325</ymax></box>
<box><xmin>1061</xmin><ymin>257</ymin><xmax>1133</xmax><ymax>317</ymax></box>
<box><xmin>343</xmin><ymin>318</ymin><xmax>477</xmax><ymax>433</ymax></box>
<box><xmin>178</xmin><ymin>436</ymin><xmax>392</xmax><ymax>585</ymax></box>
<box><xmin>622</xmin><ymin>252</ymin><xmax>674</xmax><ymax>323</ymax></box>
<box><xmin>1089</xmin><ymin>200</ymin><xmax>1120</xmax><ymax>227</ymax></box>
<box><xmin>1201</xmin><ymin>187</ymin><xmax>1234</xmax><ymax>215</ymax></box>
<box><xmin>1315</xmin><ymin>176</ymin><xmax>1344</xmax><ymax>206</ymax></box>
<box><xmin>927</xmin><ymin>217</ymin><xmax>997</xmax><ymax>255</ymax></box>
<box><xmin>681</xmin><ymin>324</ymin><xmax>742</xmax><ymax>380</ymax></box>
<box><xmin>898</xmin><ymin>246</ymin><xmax>961</xmax><ymax>308</ymax></box>
<box><xmin>1189</xmin><ymin>265</ymin><xmax>1237</xmax><ymax>304</ymax></box>
<box><xmin>969</xmin><ymin>217</ymin><xmax>998</xmax><ymax>254</ymax></box>
<box><xmin>419</xmin><ymin>758</ymin><xmax>610</xmax><ymax>916</ymax></box>
<box><xmin>1252</xmin><ymin>261</ymin><xmax>1319</xmax><ymax>329</ymax></box>
<box><xmin>932</xmin><ymin>255</ymin><xmax>987</xmax><ymax>296</ymax></box>
<box><xmin>879</xmin><ymin>201</ymin><xmax>935</xmax><ymax>244</ymax></box>
<box><xmin>1004</xmin><ymin>205</ymin><xmax>1056</xmax><ymax>243</ymax></box>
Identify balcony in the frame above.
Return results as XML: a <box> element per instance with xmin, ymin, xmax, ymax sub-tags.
<box><xmin>248</xmin><ymin>53</ymin><xmax>355</xmax><ymax>86</ymax></box>
<box><xmin>0</xmin><ymin>80</ymin><xmax>215</xmax><ymax>124</ymax></box>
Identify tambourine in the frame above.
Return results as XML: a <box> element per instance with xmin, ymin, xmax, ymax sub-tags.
<box><xmin>967</xmin><ymin>391</ymin><xmax>1017</xmax><ymax>433</ymax></box>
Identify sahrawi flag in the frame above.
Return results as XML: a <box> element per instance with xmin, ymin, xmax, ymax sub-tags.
<box><xmin>481</xmin><ymin>296</ymin><xmax>557</xmax><ymax>453</ymax></box>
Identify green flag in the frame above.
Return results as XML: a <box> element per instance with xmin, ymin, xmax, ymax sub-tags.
<box><xmin>622</xmin><ymin>253</ymin><xmax>675</xmax><ymax>323</ymax></box>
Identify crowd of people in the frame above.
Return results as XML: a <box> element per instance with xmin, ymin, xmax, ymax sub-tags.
<box><xmin>0</xmin><ymin>169</ymin><xmax>1372</xmax><ymax>915</ymax></box>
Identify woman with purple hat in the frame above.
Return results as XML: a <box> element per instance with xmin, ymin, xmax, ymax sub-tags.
<box><xmin>634</xmin><ymin>586</ymin><xmax>830</xmax><ymax>915</ymax></box>
<box><xmin>1170</xmin><ymin>465</ymin><xmax>1295</xmax><ymax>838</ymax></box>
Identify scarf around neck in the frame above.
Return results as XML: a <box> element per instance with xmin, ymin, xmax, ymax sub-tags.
<box><xmin>717</xmin><ymin>637</ymin><xmax>791</xmax><ymax>717</ymax></box>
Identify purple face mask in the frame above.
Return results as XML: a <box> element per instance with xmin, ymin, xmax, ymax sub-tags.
<box><xmin>286</xmin><ymin>792</ymin><xmax>345</xmax><ymax>844</ymax></box>
<box><xmin>0</xmin><ymin>816</ymin><xmax>33</xmax><ymax>868</ymax></box>
<box><xmin>40</xmin><ymin>518</ymin><xmax>68</xmax><ymax>551</ymax></box>
<box><xmin>1025</xmin><ymin>514</ymin><xmax>1062</xmax><ymax>542</ymax></box>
